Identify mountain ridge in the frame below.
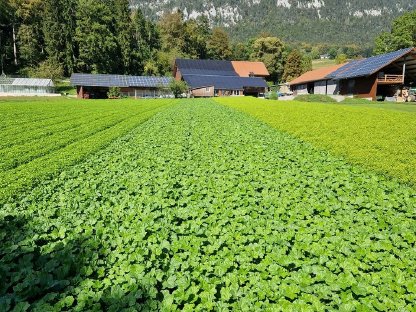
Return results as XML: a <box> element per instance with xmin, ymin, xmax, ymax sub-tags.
<box><xmin>133</xmin><ymin>0</ymin><xmax>415</xmax><ymax>45</ymax></box>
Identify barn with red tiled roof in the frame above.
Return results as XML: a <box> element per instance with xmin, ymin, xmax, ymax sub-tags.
<box><xmin>290</xmin><ymin>48</ymin><xmax>416</xmax><ymax>100</ymax></box>
<box><xmin>289</xmin><ymin>64</ymin><xmax>345</xmax><ymax>96</ymax></box>
<box><xmin>173</xmin><ymin>59</ymin><xmax>269</xmax><ymax>97</ymax></box>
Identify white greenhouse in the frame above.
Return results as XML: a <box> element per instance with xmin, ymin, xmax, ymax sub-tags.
<box><xmin>0</xmin><ymin>77</ymin><xmax>56</xmax><ymax>96</ymax></box>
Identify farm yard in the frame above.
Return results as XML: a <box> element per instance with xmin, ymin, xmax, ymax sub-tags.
<box><xmin>1</xmin><ymin>98</ymin><xmax>416</xmax><ymax>311</ymax></box>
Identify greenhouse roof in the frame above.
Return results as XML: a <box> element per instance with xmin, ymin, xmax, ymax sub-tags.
<box><xmin>11</xmin><ymin>78</ymin><xmax>54</xmax><ymax>87</ymax></box>
<box><xmin>0</xmin><ymin>77</ymin><xmax>54</xmax><ymax>87</ymax></box>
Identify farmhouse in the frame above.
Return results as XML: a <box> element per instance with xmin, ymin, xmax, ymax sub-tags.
<box><xmin>70</xmin><ymin>73</ymin><xmax>172</xmax><ymax>99</ymax></box>
<box><xmin>173</xmin><ymin>59</ymin><xmax>269</xmax><ymax>97</ymax></box>
<box><xmin>290</xmin><ymin>47</ymin><xmax>416</xmax><ymax>101</ymax></box>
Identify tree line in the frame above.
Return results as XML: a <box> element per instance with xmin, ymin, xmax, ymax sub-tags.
<box><xmin>0</xmin><ymin>1</ymin><xmax>310</xmax><ymax>82</ymax></box>
<box><xmin>1</xmin><ymin>1</ymin><xmax>413</xmax><ymax>83</ymax></box>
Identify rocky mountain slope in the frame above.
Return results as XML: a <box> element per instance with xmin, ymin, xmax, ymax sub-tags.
<box><xmin>133</xmin><ymin>0</ymin><xmax>415</xmax><ymax>44</ymax></box>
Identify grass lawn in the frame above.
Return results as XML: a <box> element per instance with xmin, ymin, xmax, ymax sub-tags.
<box><xmin>55</xmin><ymin>80</ymin><xmax>77</xmax><ymax>96</ymax></box>
<box><xmin>312</xmin><ymin>59</ymin><xmax>337</xmax><ymax>69</ymax></box>
<box><xmin>216</xmin><ymin>97</ymin><xmax>416</xmax><ymax>186</ymax></box>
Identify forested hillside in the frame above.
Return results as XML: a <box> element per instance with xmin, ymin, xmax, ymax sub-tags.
<box><xmin>0</xmin><ymin>0</ymin><xmax>414</xmax><ymax>80</ymax></box>
<box><xmin>134</xmin><ymin>0</ymin><xmax>415</xmax><ymax>45</ymax></box>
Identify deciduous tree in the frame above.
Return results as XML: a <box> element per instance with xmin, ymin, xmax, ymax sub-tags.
<box><xmin>251</xmin><ymin>36</ymin><xmax>285</xmax><ymax>82</ymax></box>
<box><xmin>158</xmin><ymin>11</ymin><xmax>186</xmax><ymax>53</ymax></box>
<box><xmin>282</xmin><ymin>49</ymin><xmax>303</xmax><ymax>82</ymax></box>
<box><xmin>183</xmin><ymin>16</ymin><xmax>211</xmax><ymax>59</ymax></box>
<box><xmin>207</xmin><ymin>27</ymin><xmax>232</xmax><ymax>60</ymax></box>
<box><xmin>374</xmin><ymin>10</ymin><xmax>416</xmax><ymax>54</ymax></box>
<box><xmin>335</xmin><ymin>53</ymin><xmax>347</xmax><ymax>64</ymax></box>
<box><xmin>169</xmin><ymin>79</ymin><xmax>188</xmax><ymax>98</ymax></box>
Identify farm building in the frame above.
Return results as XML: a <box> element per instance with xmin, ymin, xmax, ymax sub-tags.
<box><xmin>0</xmin><ymin>76</ymin><xmax>56</xmax><ymax>96</ymax></box>
<box><xmin>173</xmin><ymin>59</ymin><xmax>269</xmax><ymax>97</ymax></box>
<box><xmin>70</xmin><ymin>74</ymin><xmax>172</xmax><ymax>99</ymax></box>
<box><xmin>290</xmin><ymin>64</ymin><xmax>345</xmax><ymax>96</ymax></box>
<box><xmin>290</xmin><ymin>48</ymin><xmax>416</xmax><ymax>101</ymax></box>
<box><xmin>231</xmin><ymin>61</ymin><xmax>270</xmax><ymax>78</ymax></box>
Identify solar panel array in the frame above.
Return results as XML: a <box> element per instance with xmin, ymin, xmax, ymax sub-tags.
<box><xmin>183</xmin><ymin>75</ymin><xmax>268</xmax><ymax>90</ymax></box>
<box><xmin>71</xmin><ymin>74</ymin><xmax>128</xmax><ymax>87</ymax></box>
<box><xmin>128</xmin><ymin>76</ymin><xmax>171</xmax><ymax>88</ymax></box>
<box><xmin>176</xmin><ymin>58</ymin><xmax>268</xmax><ymax>90</ymax></box>
<box><xmin>70</xmin><ymin>74</ymin><xmax>172</xmax><ymax>88</ymax></box>
<box><xmin>179</xmin><ymin>69</ymin><xmax>239</xmax><ymax>77</ymax></box>
<box><xmin>327</xmin><ymin>48</ymin><xmax>414</xmax><ymax>80</ymax></box>
<box><xmin>176</xmin><ymin>59</ymin><xmax>238</xmax><ymax>77</ymax></box>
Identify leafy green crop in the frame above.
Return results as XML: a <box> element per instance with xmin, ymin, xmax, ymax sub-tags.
<box><xmin>1</xmin><ymin>99</ymin><xmax>415</xmax><ymax>311</ymax></box>
<box><xmin>0</xmin><ymin>98</ymin><xmax>174</xmax><ymax>203</ymax></box>
<box><xmin>217</xmin><ymin>97</ymin><xmax>416</xmax><ymax>186</ymax></box>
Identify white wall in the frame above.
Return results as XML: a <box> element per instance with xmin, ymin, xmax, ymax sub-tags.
<box><xmin>326</xmin><ymin>80</ymin><xmax>339</xmax><ymax>95</ymax></box>
<box><xmin>314</xmin><ymin>80</ymin><xmax>339</xmax><ymax>95</ymax></box>
<box><xmin>314</xmin><ymin>81</ymin><xmax>327</xmax><ymax>94</ymax></box>
<box><xmin>295</xmin><ymin>84</ymin><xmax>308</xmax><ymax>95</ymax></box>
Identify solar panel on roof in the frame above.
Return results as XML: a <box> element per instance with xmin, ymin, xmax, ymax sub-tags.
<box><xmin>327</xmin><ymin>48</ymin><xmax>414</xmax><ymax>80</ymax></box>
<box><xmin>70</xmin><ymin>74</ymin><xmax>129</xmax><ymax>87</ymax></box>
<box><xmin>70</xmin><ymin>74</ymin><xmax>172</xmax><ymax>88</ymax></box>
<box><xmin>176</xmin><ymin>59</ymin><xmax>238</xmax><ymax>77</ymax></box>
<box><xmin>128</xmin><ymin>76</ymin><xmax>171</xmax><ymax>87</ymax></box>
<box><xmin>183</xmin><ymin>74</ymin><xmax>267</xmax><ymax>90</ymax></box>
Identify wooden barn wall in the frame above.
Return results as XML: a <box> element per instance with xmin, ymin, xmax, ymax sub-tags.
<box><xmin>191</xmin><ymin>87</ymin><xmax>214</xmax><ymax>97</ymax></box>
<box><xmin>340</xmin><ymin>75</ymin><xmax>377</xmax><ymax>100</ymax></box>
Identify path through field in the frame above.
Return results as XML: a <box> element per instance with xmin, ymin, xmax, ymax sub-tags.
<box><xmin>1</xmin><ymin>100</ymin><xmax>415</xmax><ymax>311</ymax></box>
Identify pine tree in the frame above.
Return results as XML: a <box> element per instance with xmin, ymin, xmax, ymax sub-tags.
<box><xmin>17</xmin><ymin>24</ymin><xmax>42</xmax><ymax>67</ymax></box>
<box><xmin>112</xmin><ymin>0</ymin><xmax>135</xmax><ymax>74</ymax></box>
<box><xmin>132</xmin><ymin>9</ymin><xmax>160</xmax><ymax>74</ymax></box>
<box><xmin>43</xmin><ymin>0</ymin><xmax>76</xmax><ymax>75</ymax></box>
<box><xmin>75</xmin><ymin>0</ymin><xmax>118</xmax><ymax>73</ymax></box>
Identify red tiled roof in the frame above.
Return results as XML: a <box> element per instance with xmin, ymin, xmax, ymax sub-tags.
<box><xmin>289</xmin><ymin>64</ymin><xmax>346</xmax><ymax>85</ymax></box>
<box><xmin>231</xmin><ymin>61</ymin><xmax>270</xmax><ymax>77</ymax></box>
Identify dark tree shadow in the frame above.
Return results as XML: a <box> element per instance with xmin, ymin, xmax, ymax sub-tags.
<box><xmin>0</xmin><ymin>214</ymin><xmax>154</xmax><ymax>311</ymax></box>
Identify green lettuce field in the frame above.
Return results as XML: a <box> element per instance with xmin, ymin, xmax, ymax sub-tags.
<box><xmin>217</xmin><ymin>97</ymin><xmax>416</xmax><ymax>186</ymax></box>
<box><xmin>1</xmin><ymin>98</ymin><xmax>415</xmax><ymax>311</ymax></box>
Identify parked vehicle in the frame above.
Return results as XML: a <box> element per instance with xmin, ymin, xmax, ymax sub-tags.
<box><xmin>408</xmin><ymin>88</ymin><xmax>416</xmax><ymax>102</ymax></box>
